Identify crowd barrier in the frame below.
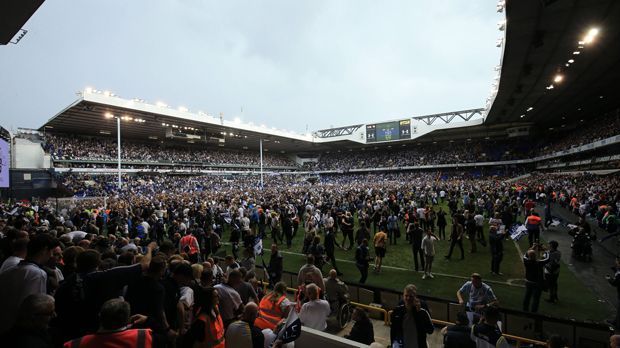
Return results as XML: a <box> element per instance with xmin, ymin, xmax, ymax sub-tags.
<box><xmin>260</xmin><ymin>269</ymin><xmax>613</xmax><ymax>348</ymax></box>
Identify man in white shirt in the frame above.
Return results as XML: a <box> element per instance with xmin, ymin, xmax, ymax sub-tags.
<box><xmin>0</xmin><ymin>234</ymin><xmax>56</xmax><ymax>334</ymax></box>
<box><xmin>214</xmin><ymin>269</ymin><xmax>243</xmax><ymax>326</ymax></box>
<box><xmin>474</xmin><ymin>211</ymin><xmax>486</xmax><ymax>246</ymax></box>
<box><xmin>0</xmin><ymin>237</ymin><xmax>28</xmax><ymax>273</ymax></box>
<box><xmin>299</xmin><ymin>284</ymin><xmax>330</xmax><ymax>331</ymax></box>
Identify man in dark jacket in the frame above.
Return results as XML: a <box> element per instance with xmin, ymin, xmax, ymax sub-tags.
<box><xmin>442</xmin><ymin>311</ymin><xmax>475</xmax><ymax>348</ymax></box>
<box><xmin>390</xmin><ymin>284</ymin><xmax>434</xmax><ymax>348</ymax></box>
<box><xmin>489</xmin><ymin>226</ymin><xmax>505</xmax><ymax>275</ymax></box>
<box><xmin>522</xmin><ymin>246</ymin><xmax>549</xmax><ymax>313</ymax></box>
<box><xmin>408</xmin><ymin>222</ymin><xmax>425</xmax><ymax>272</ymax></box>
<box><xmin>268</xmin><ymin>243</ymin><xmax>283</xmax><ymax>285</ymax></box>
<box><xmin>344</xmin><ymin>307</ymin><xmax>374</xmax><ymax>345</ymax></box>
<box><xmin>324</xmin><ymin>228</ymin><xmax>342</xmax><ymax>276</ymax></box>
<box><xmin>355</xmin><ymin>239</ymin><xmax>370</xmax><ymax>284</ymax></box>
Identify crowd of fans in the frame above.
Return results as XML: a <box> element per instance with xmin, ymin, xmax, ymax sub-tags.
<box><xmin>309</xmin><ymin>139</ymin><xmax>533</xmax><ymax>171</ymax></box>
<box><xmin>43</xmin><ymin>134</ymin><xmax>297</xmax><ymax>168</ymax></box>
<box><xmin>40</xmin><ymin>110</ymin><xmax>620</xmax><ymax>173</ymax></box>
<box><xmin>538</xmin><ymin>112</ymin><xmax>620</xmax><ymax>156</ymax></box>
<box><xmin>3</xmin><ymin>170</ymin><xmax>619</xmax><ymax>347</ymax></box>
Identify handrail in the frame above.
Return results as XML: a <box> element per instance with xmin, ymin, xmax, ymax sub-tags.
<box><xmin>350</xmin><ymin>301</ymin><xmax>390</xmax><ymax>325</ymax></box>
<box><xmin>426</xmin><ymin>316</ymin><xmax>548</xmax><ymax>347</ymax></box>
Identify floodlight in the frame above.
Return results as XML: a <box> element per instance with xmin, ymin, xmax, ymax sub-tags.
<box><xmin>553</xmin><ymin>75</ymin><xmax>563</xmax><ymax>83</ymax></box>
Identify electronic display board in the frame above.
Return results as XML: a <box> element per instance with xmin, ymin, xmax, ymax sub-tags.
<box><xmin>0</xmin><ymin>139</ymin><xmax>9</xmax><ymax>188</ymax></box>
<box><xmin>366</xmin><ymin>119</ymin><xmax>411</xmax><ymax>142</ymax></box>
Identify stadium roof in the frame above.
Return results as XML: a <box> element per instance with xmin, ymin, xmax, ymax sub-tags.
<box><xmin>486</xmin><ymin>0</ymin><xmax>620</xmax><ymax>127</ymax></box>
<box><xmin>0</xmin><ymin>0</ymin><xmax>45</xmax><ymax>45</ymax></box>
<box><xmin>39</xmin><ymin>91</ymin><xmax>328</xmax><ymax>153</ymax></box>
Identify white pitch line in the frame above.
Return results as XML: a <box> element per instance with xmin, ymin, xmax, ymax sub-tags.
<box><xmin>277</xmin><ymin>249</ymin><xmax>524</xmax><ymax>287</ymax></box>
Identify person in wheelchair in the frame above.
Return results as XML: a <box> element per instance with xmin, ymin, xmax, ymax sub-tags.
<box><xmin>324</xmin><ymin>269</ymin><xmax>353</xmax><ymax>329</ymax></box>
<box><xmin>324</xmin><ymin>269</ymin><xmax>349</xmax><ymax>314</ymax></box>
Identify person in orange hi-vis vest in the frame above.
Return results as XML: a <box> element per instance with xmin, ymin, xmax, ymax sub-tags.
<box><xmin>254</xmin><ymin>282</ymin><xmax>291</xmax><ymax>331</ymax></box>
<box><xmin>187</xmin><ymin>287</ymin><xmax>225</xmax><ymax>348</ymax></box>
<box><xmin>179</xmin><ymin>230</ymin><xmax>200</xmax><ymax>264</ymax></box>
<box><xmin>64</xmin><ymin>299</ymin><xmax>153</xmax><ymax>348</ymax></box>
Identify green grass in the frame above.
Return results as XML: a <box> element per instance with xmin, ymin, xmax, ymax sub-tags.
<box><xmin>216</xmin><ymin>204</ymin><xmax>609</xmax><ymax>322</ymax></box>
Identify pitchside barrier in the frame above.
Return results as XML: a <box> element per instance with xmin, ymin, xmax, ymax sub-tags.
<box><xmin>262</xmin><ymin>268</ymin><xmax>612</xmax><ymax>348</ymax></box>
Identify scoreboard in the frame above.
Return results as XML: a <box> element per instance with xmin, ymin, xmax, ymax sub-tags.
<box><xmin>366</xmin><ymin>119</ymin><xmax>411</xmax><ymax>143</ymax></box>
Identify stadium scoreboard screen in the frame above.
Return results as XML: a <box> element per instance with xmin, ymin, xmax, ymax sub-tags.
<box><xmin>366</xmin><ymin>119</ymin><xmax>411</xmax><ymax>142</ymax></box>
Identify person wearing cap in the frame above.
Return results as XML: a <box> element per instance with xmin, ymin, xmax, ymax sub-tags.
<box><xmin>457</xmin><ymin>273</ymin><xmax>498</xmax><ymax>323</ymax></box>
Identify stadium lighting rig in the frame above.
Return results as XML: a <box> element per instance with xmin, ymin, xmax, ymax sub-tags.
<box><xmin>583</xmin><ymin>28</ymin><xmax>599</xmax><ymax>44</ymax></box>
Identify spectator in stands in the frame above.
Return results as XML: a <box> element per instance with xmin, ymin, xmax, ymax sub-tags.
<box><xmin>255</xmin><ymin>281</ymin><xmax>291</xmax><ymax>331</ymax></box>
<box><xmin>297</xmin><ymin>255</ymin><xmax>325</xmax><ymax>293</ymax></box>
<box><xmin>299</xmin><ymin>283</ymin><xmax>330</xmax><ymax>331</ymax></box>
<box><xmin>0</xmin><ymin>294</ymin><xmax>55</xmax><ymax>348</ymax></box>
<box><xmin>63</xmin><ymin>299</ymin><xmax>152</xmax><ymax>348</ymax></box>
<box><xmin>225</xmin><ymin>302</ymin><xmax>264</xmax><ymax>348</ymax></box>
<box><xmin>53</xmin><ymin>243</ymin><xmax>156</xmax><ymax>342</ymax></box>
<box><xmin>0</xmin><ymin>236</ymin><xmax>28</xmax><ymax>273</ymax></box>
<box><xmin>324</xmin><ymin>269</ymin><xmax>348</xmax><ymax>310</ymax></box>
<box><xmin>457</xmin><ymin>273</ymin><xmax>499</xmax><ymax>323</ymax></box>
<box><xmin>184</xmin><ymin>287</ymin><xmax>226</xmax><ymax>348</ymax></box>
<box><xmin>441</xmin><ymin>311</ymin><xmax>475</xmax><ymax>348</ymax></box>
<box><xmin>471</xmin><ymin>306</ymin><xmax>509</xmax><ymax>348</ymax></box>
<box><xmin>344</xmin><ymin>307</ymin><xmax>374</xmax><ymax>345</ymax></box>
<box><xmin>0</xmin><ymin>233</ymin><xmax>58</xmax><ymax>334</ymax></box>
<box><xmin>124</xmin><ymin>255</ymin><xmax>169</xmax><ymax>340</ymax></box>
<box><xmin>214</xmin><ymin>269</ymin><xmax>244</xmax><ymax>327</ymax></box>
<box><xmin>390</xmin><ymin>284</ymin><xmax>434</xmax><ymax>348</ymax></box>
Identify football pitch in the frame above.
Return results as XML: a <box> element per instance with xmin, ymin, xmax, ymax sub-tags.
<box><xmin>217</xmin><ymin>205</ymin><xmax>608</xmax><ymax>322</ymax></box>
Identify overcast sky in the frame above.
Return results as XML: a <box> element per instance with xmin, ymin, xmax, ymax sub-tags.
<box><xmin>0</xmin><ymin>1</ymin><xmax>501</xmax><ymax>133</ymax></box>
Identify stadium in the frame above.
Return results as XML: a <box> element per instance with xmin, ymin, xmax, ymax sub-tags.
<box><xmin>2</xmin><ymin>0</ymin><xmax>620</xmax><ymax>347</ymax></box>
